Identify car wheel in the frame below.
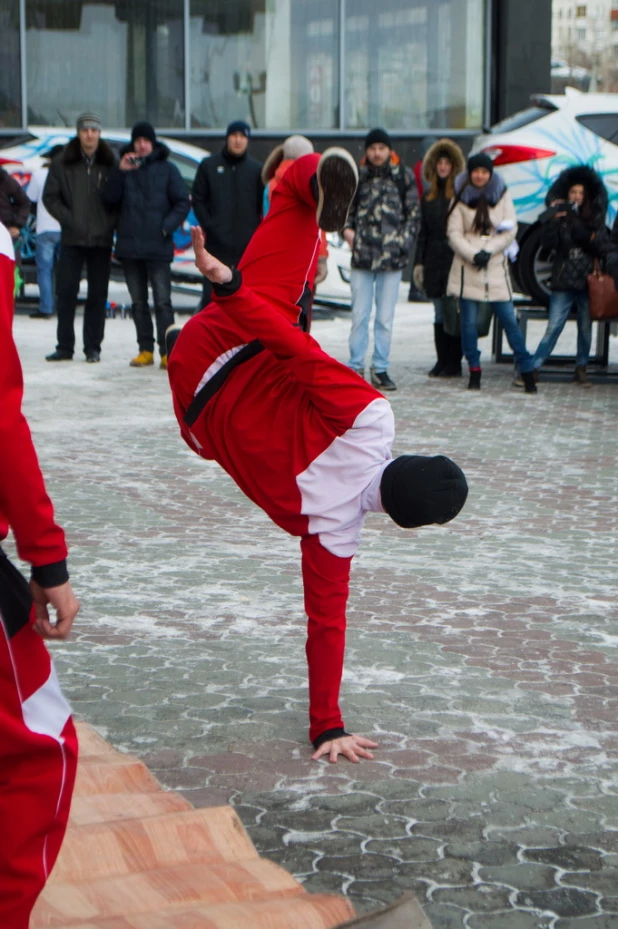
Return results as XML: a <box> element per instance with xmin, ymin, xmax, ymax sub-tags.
<box><xmin>516</xmin><ymin>224</ymin><xmax>552</xmax><ymax>306</ymax></box>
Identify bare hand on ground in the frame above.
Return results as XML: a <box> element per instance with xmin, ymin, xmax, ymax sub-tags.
<box><xmin>30</xmin><ymin>579</ymin><xmax>80</xmax><ymax>640</ymax></box>
<box><xmin>312</xmin><ymin>734</ymin><xmax>379</xmax><ymax>764</ymax></box>
<box><xmin>191</xmin><ymin>226</ymin><xmax>233</xmax><ymax>284</ymax></box>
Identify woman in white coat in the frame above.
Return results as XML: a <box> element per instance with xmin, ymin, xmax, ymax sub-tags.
<box><xmin>447</xmin><ymin>154</ymin><xmax>537</xmax><ymax>392</ymax></box>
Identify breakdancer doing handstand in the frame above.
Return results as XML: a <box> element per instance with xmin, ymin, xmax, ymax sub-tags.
<box><xmin>167</xmin><ymin>149</ymin><xmax>468</xmax><ymax>764</ymax></box>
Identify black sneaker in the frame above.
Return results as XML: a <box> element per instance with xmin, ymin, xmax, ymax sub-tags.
<box><xmin>315</xmin><ymin>148</ymin><xmax>358</xmax><ymax>232</ymax></box>
<box><xmin>165</xmin><ymin>324</ymin><xmax>182</xmax><ymax>359</ymax></box>
<box><xmin>85</xmin><ymin>350</ymin><xmax>100</xmax><ymax>363</ymax></box>
<box><xmin>29</xmin><ymin>311</ymin><xmax>52</xmax><ymax>319</ymax></box>
<box><xmin>46</xmin><ymin>350</ymin><xmax>73</xmax><ymax>362</ymax></box>
<box><xmin>370</xmin><ymin>369</ymin><xmax>397</xmax><ymax>391</ymax></box>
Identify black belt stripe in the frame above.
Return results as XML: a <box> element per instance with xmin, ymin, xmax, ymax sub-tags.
<box><xmin>183</xmin><ymin>339</ymin><xmax>264</xmax><ymax>427</ymax></box>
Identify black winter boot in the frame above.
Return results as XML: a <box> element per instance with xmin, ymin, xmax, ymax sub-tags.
<box><xmin>522</xmin><ymin>371</ymin><xmax>538</xmax><ymax>394</ymax></box>
<box><xmin>440</xmin><ymin>333</ymin><xmax>463</xmax><ymax>377</ymax></box>
<box><xmin>467</xmin><ymin>369</ymin><xmax>481</xmax><ymax>390</ymax></box>
<box><xmin>428</xmin><ymin>323</ymin><xmax>448</xmax><ymax>377</ymax></box>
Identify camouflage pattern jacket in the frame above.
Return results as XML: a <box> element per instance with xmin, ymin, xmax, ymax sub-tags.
<box><xmin>345</xmin><ymin>156</ymin><xmax>419</xmax><ymax>273</ymax></box>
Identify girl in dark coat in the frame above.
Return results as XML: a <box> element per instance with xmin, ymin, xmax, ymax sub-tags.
<box><xmin>526</xmin><ymin>165</ymin><xmax>608</xmax><ymax>388</ymax></box>
<box><xmin>413</xmin><ymin>139</ymin><xmax>465</xmax><ymax>377</ymax></box>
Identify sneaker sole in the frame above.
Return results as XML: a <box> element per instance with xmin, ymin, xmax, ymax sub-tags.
<box><xmin>129</xmin><ymin>361</ymin><xmax>154</xmax><ymax>367</ymax></box>
<box><xmin>316</xmin><ymin>148</ymin><xmax>358</xmax><ymax>232</ymax></box>
<box><xmin>165</xmin><ymin>325</ymin><xmax>182</xmax><ymax>359</ymax></box>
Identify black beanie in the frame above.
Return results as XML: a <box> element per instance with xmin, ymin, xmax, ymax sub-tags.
<box><xmin>226</xmin><ymin>120</ymin><xmax>251</xmax><ymax>138</ymax></box>
<box><xmin>364</xmin><ymin>128</ymin><xmax>392</xmax><ymax>150</ymax></box>
<box><xmin>131</xmin><ymin>121</ymin><xmax>156</xmax><ymax>145</ymax></box>
<box><xmin>380</xmin><ymin>455</ymin><xmax>468</xmax><ymax>529</ymax></box>
<box><xmin>467</xmin><ymin>152</ymin><xmax>494</xmax><ymax>175</ymax></box>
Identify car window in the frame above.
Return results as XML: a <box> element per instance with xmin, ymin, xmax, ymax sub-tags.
<box><xmin>576</xmin><ymin>114</ymin><xmax>618</xmax><ymax>144</ymax></box>
<box><xmin>0</xmin><ymin>133</ymin><xmax>35</xmax><ymax>150</ymax></box>
<box><xmin>167</xmin><ymin>153</ymin><xmax>200</xmax><ymax>187</ymax></box>
<box><xmin>489</xmin><ymin>106</ymin><xmax>556</xmax><ymax>134</ymax></box>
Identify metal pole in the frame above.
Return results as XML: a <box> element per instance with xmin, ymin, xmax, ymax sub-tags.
<box><xmin>19</xmin><ymin>0</ymin><xmax>27</xmax><ymax>128</ymax></box>
<box><xmin>339</xmin><ymin>0</ymin><xmax>346</xmax><ymax>130</ymax></box>
<box><xmin>484</xmin><ymin>0</ymin><xmax>493</xmax><ymax>129</ymax></box>
<box><xmin>184</xmin><ymin>0</ymin><xmax>191</xmax><ymax>130</ymax></box>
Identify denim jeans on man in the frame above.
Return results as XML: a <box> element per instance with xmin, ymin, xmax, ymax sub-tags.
<box><xmin>459</xmin><ymin>299</ymin><xmax>534</xmax><ymax>372</ymax></box>
<box><xmin>532</xmin><ymin>290</ymin><xmax>591</xmax><ymax>369</ymax></box>
<box><xmin>122</xmin><ymin>259</ymin><xmax>174</xmax><ymax>356</ymax></box>
<box><xmin>348</xmin><ymin>269</ymin><xmax>402</xmax><ymax>372</ymax></box>
<box><xmin>35</xmin><ymin>231</ymin><xmax>61</xmax><ymax>316</ymax></box>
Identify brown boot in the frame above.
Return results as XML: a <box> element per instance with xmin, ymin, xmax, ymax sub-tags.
<box><xmin>574</xmin><ymin>365</ymin><xmax>592</xmax><ymax>388</ymax></box>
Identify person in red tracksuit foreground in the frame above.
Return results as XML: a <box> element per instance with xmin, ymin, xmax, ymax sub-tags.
<box><xmin>0</xmin><ymin>222</ymin><xmax>80</xmax><ymax>927</ymax></box>
<box><xmin>167</xmin><ymin>150</ymin><xmax>468</xmax><ymax>764</ymax></box>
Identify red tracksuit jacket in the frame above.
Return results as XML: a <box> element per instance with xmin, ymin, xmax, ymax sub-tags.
<box><xmin>168</xmin><ymin>155</ymin><xmax>396</xmax><ymax>745</ymax></box>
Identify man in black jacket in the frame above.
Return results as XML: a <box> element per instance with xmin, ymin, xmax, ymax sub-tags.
<box><xmin>192</xmin><ymin>120</ymin><xmax>263</xmax><ymax>307</ymax></box>
<box><xmin>43</xmin><ymin>113</ymin><xmax>117</xmax><ymax>363</ymax></box>
<box><xmin>101</xmin><ymin>121</ymin><xmax>190</xmax><ymax>369</ymax></box>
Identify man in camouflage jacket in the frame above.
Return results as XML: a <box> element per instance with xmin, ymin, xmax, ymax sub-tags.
<box><xmin>344</xmin><ymin>128</ymin><xmax>419</xmax><ymax>391</ymax></box>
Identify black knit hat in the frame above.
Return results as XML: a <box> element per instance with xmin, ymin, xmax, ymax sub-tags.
<box><xmin>380</xmin><ymin>455</ymin><xmax>468</xmax><ymax>529</ymax></box>
<box><xmin>467</xmin><ymin>152</ymin><xmax>494</xmax><ymax>175</ymax></box>
<box><xmin>226</xmin><ymin>120</ymin><xmax>251</xmax><ymax>138</ymax></box>
<box><xmin>364</xmin><ymin>128</ymin><xmax>392</xmax><ymax>150</ymax></box>
<box><xmin>131</xmin><ymin>121</ymin><xmax>157</xmax><ymax>145</ymax></box>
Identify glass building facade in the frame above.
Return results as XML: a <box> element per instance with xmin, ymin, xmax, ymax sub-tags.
<box><xmin>1</xmin><ymin>0</ymin><xmax>489</xmax><ymax>135</ymax></box>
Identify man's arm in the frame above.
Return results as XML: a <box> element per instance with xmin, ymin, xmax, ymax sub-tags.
<box><xmin>42</xmin><ymin>161</ymin><xmax>73</xmax><ymax>228</ymax></box>
<box><xmin>302</xmin><ymin>535</ymin><xmax>378</xmax><ymax>763</ymax></box>
<box><xmin>162</xmin><ymin>164</ymin><xmax>191</xmax><ymax>236</ymax></box>
<box><xmin>397</xmin><ymin>168</ymin><xmax>420</xmax><ymax>254</ymax></box>
<box><xmin>191</xmin><ymin>159</ymin><xmax>211</xmax><ymax>232</ymax></box>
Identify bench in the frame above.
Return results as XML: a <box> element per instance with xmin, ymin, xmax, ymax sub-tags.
<box><xmin>493</xmin><ymin>299</ymin><xmax>613</xmax><ymax>369</ymax></box>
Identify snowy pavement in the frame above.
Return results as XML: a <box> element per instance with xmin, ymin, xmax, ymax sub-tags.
<box><xmin>10</xmin><ymin>298</ymin><xmax>618</xmax><ymax>928</ymax></box>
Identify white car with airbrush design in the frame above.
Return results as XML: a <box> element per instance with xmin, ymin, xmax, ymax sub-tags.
<box><xmin>470</xmin><ymin>88</ymin><xmax>618</xmax><ymax>304</ymax></box>
<box><xmin>1</xmin><ymin>128</ymin><xmax>352</xmax><ymax>307</ymax></box>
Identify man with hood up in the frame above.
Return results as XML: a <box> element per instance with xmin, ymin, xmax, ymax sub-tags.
<box><xmin>165</xmin><ymin>149</ymin><xmax>468</xmax><ymax>764</ymax></box>
<box><xmin>517</xmin><ymin>164</ymin><xmax>609</xmax><ymax>389</ymax></box>
<box><xmin>101</xmin><ymin>121</ymin><xmax>190</xmax><ymax>370</ymax></box>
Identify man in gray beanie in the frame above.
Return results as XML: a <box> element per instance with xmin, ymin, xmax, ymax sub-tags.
<box><xmin>43</xmin><ymin>113</ymin><xmax>117</xmax><ymax>363</ymax></box>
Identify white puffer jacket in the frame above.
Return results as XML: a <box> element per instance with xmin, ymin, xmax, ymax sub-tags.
<box><xmin>446</xmin><ymin>176</ymin><xmax>517</xmax><ymax>302</ymax></box>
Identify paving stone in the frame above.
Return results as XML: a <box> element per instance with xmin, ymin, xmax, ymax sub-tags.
<box><xmin>432</xmin><ymin>884</ymin><xmax>513</xmax><ymax>913</ymax></box>
<box><xmin>555</xmin><ymin>919</ymin><xmax>618</xmax><ymax>929</ymax></box>
<box><xmin>446</xmin><ymin>840</ymin><xmax>520</xmax><ymax>867</ymax></box>
<box><xmin>515</xmin><ymin>888</ymin><xmax>599</xmax><ymax>917</ymax></box>
<box><xmin>478</xmin><ymin>863</ymin><xmax>561</xmax><ymax>891</ymax></box>
<box><xmin>524</xmin><ymin>846</ymin><xmax>604</xmax><ymax>871</ymax></box>
<box><xmin>467</xmin><ymin>913</ymin><xmax>554</xmax><ymax>929</ymax></box>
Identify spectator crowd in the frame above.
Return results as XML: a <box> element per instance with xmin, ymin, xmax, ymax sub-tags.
<box><xmin>5</xmin><ymin>111</ymin><xmax>618</xmax><ymax>391</ymax></box>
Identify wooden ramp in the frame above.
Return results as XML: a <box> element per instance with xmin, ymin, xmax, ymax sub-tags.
<box><xmin>31</xmin><ymin>723</ymin><xmax>355</xmax><ymax>929</ymax></box>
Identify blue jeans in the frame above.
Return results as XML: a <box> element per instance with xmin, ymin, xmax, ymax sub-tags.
<box><xmin>532</xmin><ymin>290</ymin><xmax>591</xmax><ymax>369</ymax></box>
<box><xmin>459</xmin><ymin>299</ymin><xmax>534</xmax><ymax>372</ymax></box>
<box><xmin>348</xmin><ymin>269</ymin><xmax>403</xmax><ymax>372</ymax></box>
<box><xmin>122</xmin><ymin>259</ymin><xmax>174</xmax><ymax>355</ymax></box>
<box><xmin>35</xmin><ymin>231</ymin><xmax>61</xmax><ymax>316</ymax></box>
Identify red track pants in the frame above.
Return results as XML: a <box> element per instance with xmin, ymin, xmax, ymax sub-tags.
<box><xmin>0</xmin><ymin>558</ymin><xmax>77</xmax><ymax>929</ymax></box>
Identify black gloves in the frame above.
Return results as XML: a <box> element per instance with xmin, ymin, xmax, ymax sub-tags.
<box><xmin>473</xmin><ymin>250</ymin><xmax>491</xmax><ymax>269</ymax></box>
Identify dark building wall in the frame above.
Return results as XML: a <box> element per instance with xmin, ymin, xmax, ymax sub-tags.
<box><xmin>491</xmin><ymin>0</ymin><xmax>552</xmax><ymax>123</ymax></box>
